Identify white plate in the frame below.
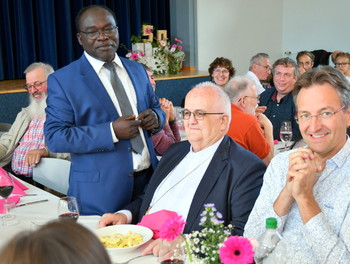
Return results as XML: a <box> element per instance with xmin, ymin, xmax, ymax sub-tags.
<box><xmin>95</xmin><ymin>224</ymin><xmax>153</xmax><ymax>253</ymax></box>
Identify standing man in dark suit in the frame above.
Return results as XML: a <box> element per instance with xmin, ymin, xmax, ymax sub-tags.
<box><xmin>44</xmin><ymin>5</ymin><xmax>165</xmax><ymax>215</ymax></box>
<box><xmin>99</xmin><ymin>82</ymin><xmax>266</xmax><ymax>256</ymax></box>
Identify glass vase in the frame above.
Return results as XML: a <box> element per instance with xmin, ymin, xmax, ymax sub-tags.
<box><xmin>159</xmin><ymin>236</ymin><xmax>186</xmax><ymax>264</ymax></box>
<box><xmin>168</xmin><ymin>55</ymin><xmax>182</xmax><ymax>74</ymax></box>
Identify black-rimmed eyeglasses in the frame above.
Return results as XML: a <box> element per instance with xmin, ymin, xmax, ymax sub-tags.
<box><xmin>80</xmin><ymin>26</ymin><xmax>118</xmax><ymax>40</ymax></box>
<box><xmin>24</xmin><ymin>80</ymin><xmax>47</xmax><ymax>91</ymax></box>
<box><xmin>181</xmin><ymin>110</ymin><xmax>224</xmax><ymax>120</ymax></box>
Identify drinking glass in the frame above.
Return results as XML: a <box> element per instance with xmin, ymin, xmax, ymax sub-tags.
<box><xmin>0</xmin><ymin>171</ymin><xmax>18</xmax><ymax>226</ymax></box>
<box><xmin>159</xmin><ymin>236</ymin><xmax>186</xmax><ymax>264</ymax></box>
<box><xmin>280</xmin><ymin>121</ymin><xmax>293</xmax><ymax>151</ymax></box>
<box><xmin>57</xmin><ymin>196</ymin><xmax>79</xmax><ymax>222</ymax></box>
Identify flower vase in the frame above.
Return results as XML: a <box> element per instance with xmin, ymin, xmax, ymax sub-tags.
<box><xmin>159</xmin><ymin>236</ymin><xmax>186</xmax><ymax>264</ymax></box>
<box><xmin>168</xmin><ymin>55</ymin><xmax>182</xmax><ymax>74</ymax></box>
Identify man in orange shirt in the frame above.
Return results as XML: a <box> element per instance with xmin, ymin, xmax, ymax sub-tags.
<box><xmin>225</xmin><ymin>77</ymin><xmax>274</xmax><ymax>165</ymax></box>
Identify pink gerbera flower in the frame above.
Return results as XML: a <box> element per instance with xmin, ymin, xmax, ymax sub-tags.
<box><xmin>131</xmin><ymin>53</ymin><xmax>139</xmax><ymax>60</ymax></box>
<box><xmin>159</xmin><ymin>215</ymin><xmax>186</xmax><ymax>241</ymax></box>
<box><xmin>219</xmin><ymin>236</ymin><xmax>254</xmax><ymax>264</ymax></box>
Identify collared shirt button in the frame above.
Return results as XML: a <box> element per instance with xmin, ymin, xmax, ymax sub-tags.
<box><xmin>127</xmin><ymin>148</ymin><xmax>132</xmax><ymax>152</ymax></box>
<box><xmin>128</xmin><ymin>173</ymin><xmax>133</xmax><ymax>177</ymax></box>
<box><xmin>273</xmin><ymin>115</ymin><xmax>276</xmax><ymax>117</ymax></box>
<box><xmin>277</xmin><ymin>104</ymin><xmax>279</xmax><ymax>106</ymax></box>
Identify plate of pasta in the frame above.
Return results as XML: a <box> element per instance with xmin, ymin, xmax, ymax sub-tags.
<box><xmin>96</xmin><ymin>224</ymin><xmax>153</xmax><ymax>253</ymax></box>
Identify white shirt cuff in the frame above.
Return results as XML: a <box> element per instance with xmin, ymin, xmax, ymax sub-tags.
<box><xmin>110</xmin><ymin>122</ymin><xmax>118</xmax><ymax>143</ymax></box>
<box><xmin>115</xmin><ymin>210</ymin><xmax>132</xmax><ymax>224</ymax></box>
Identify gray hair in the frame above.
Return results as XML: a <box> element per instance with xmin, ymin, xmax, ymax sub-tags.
<box><xmin>190</xmin><ymin>81</ymin><xmax>232</xmax><ymax>118</ymax></box>
<box><xmin>24</xmin><ymin>62</ymin><xmax>54</xmax><ymax>78</ymax></box>
<box><xmin>272</xmin><ymin>57</ymin><xmax>299</xmax><ymax>78</ymax></box>
<box><xmin>224</xmin><ymin>77</ymin><xmax>255</xmax><ymax>103</ymax></box>
<box><xmin>249</xmin><ymin>53</ymin><xmax>270</xmax><ymax>70</ymax></box>
<box><xmin>293</xmin><ymin>66</ymin><xmax>350</xmax><ymax>109</ymax></box>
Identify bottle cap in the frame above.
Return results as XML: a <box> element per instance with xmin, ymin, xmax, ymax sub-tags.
<box><xmin>265</xmin><ymin>217</ymin><xmax>277</xmax><ymax>229</ymax></box>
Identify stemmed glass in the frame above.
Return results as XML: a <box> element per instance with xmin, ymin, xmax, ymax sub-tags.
<box><xmin>0</xmin><ymin>171</ymin><xmax>18</xmax><ymax>225</ymax></box>
<box><xmin>57</xmin><ymin>196</ymin><xmax>80</xmax><ymax>222</ymax></box>
<box><xmin>280</xmin><ymin>121</ymin><xmax>293</xmax><ymax>152</ymax></box>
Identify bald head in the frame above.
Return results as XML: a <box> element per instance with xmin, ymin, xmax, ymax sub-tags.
<box><xmin>184</xmin><ymin>82</ymin><xmax>231</xmax><ymax>152</ymax></box>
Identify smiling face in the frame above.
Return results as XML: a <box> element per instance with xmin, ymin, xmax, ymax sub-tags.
<box><xmin>273</xmin><ymin>65</ymin><xmax>297</xmax><ymax>96</ymax></box>
<box><xmin>296</xmin><ymin>83</ymin><xmax>350</xmax><ymax>160</ymax></box>
<box><xmin>211</xmin><ymin>67</ymin><xmax>231</xmax><ymax>88</ymax></box>
<box><xmin>77</xmin><ymin>7</ymin><xmax>119</xmax><ymax>62</ymax></box>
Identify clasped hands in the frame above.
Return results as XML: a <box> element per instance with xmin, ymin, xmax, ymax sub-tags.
<box><xmin>285</xmin><ymin>148</ymin><xmax>323</xmax><ymax>201</ymax></box>
<box><xmin>112</xmin><ymin>109</ymin><xmax>158</xmax><ymax>139</ymax></box>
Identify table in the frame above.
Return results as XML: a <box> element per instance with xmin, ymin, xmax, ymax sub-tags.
<box><xmin>0</xmin><ymin>179</ymin><xmax>159</xmax><ymax>264</ymax></box>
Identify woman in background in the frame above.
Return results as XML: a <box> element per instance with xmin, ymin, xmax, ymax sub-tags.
<box><xmin>208</xmin><ymin>57</ymin><xmax>236</xmax><ymax>88</ymax></box>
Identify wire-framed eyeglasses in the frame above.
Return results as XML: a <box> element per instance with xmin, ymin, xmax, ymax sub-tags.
<box><xmin>181</xmin><ymin>110</ymin><xmax>224</xmax><ymax>120</ymax></box>
<box><xmin>24</xmin><ymin>80</ymin><xmax>47</xmax><ymax>91</ymax></box>
<box><xmin>80</xmin><ymin>26</ymin><xmax>118</xmax><ymax>40</ymax></box>
<box><xmin>295</xmin><ymin>106</ymin><xmax>345</xmax><ymax>123</ymax></box>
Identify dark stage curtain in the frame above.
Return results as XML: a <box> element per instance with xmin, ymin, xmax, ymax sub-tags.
<box><xmin>0</xmin><ymin>0</ymin><xmax>170</xmax><ymax>80</ymax></box>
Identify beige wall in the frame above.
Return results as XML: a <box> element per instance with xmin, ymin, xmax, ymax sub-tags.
<box><xmin>196</xmin><ymin>0</ymin><xmax>283</xmax><ymax>75</ymax></box>
<box><xmin>196</xmin><ymin>0</ymin><xmax>349</xmax><ymax>75</ymax></box>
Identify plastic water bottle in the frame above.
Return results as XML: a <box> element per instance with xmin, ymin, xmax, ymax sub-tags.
<box><xmin>254</xmin><ymin>217</ymin><xmax>280</xmax><ymax>264</ymax></box>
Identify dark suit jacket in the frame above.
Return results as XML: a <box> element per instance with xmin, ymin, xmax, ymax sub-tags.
<box><xmin>44</xmin><ymin>54</ymin><xmax>165</xmax><ymax>215</ymax></box>
<box><xmin>126</xmin><ymin>136</ymin><xmax>266</xmax><ymax>236</ymax></box>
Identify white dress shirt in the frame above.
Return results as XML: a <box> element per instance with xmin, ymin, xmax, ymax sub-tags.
<box><xmin>84</xmin><ymin>51</ymin><xmax>150</xmax><ymax>171</ymax></box>
<box><xmin>245</xmin><ymin>71</ymin><xmax>265</xmax><ymax>95</ymax></box>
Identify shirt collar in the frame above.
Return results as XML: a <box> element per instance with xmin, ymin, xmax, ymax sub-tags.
<box><xmin>189</xmin><ymin>136</ymin><xmax>224</xmax><ymax>156</ymax></box>
<box><xmin>84</xmin><ymin>51</ymin><xmax>125</xmax><ymax>73</ymax></box>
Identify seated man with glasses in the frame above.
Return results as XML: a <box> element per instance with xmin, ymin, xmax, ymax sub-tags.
<box><xmin>334</xmin><ymin>52</ymin><xmax>350</xmax><ymax>82</ymax></box>
<box><xmin>99</xmin><ymin>82</ymin><xmax>266</xmax><ymax>256</ymax></box>
<box><xmin>245</xmin><ymin>66</ymin><xmax>350</xmax><ymax>263</ymax></box>
<box><xmin>245</xmin><ymin>53</ymin><xmax>271</xmax><ymax>95</ymax></box>
<box><xmin>0</xmin><ymin>62</ymin><xmax>69</xmax><ymax>183</ymax></box>
<box><xmin>225</xmin><ymin>77</ymin><xmax>274</xmax><ymax>165</ymax></box>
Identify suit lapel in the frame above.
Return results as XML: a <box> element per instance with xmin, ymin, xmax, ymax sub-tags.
<box><xmin>79</xmin><ymin>55</ymin><xmax>119</xmax><ymax>120</ymax></box>
<box><xmin>184</xmin><ymin>137</ymin><xmax>230</xmax><ymax>233</ymax></box>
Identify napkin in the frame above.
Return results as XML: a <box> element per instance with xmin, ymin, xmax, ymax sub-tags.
<box><xmin>137</xmin><ymin>210</ymin><xmax>178</xmax><ymax>239</ymax></box>
<box><xmin>0</xmin><ymin>195</ymin><xmax>20</xmax><ymax>214</ymax></box>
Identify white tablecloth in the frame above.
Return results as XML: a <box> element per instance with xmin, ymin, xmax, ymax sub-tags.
<box><xmin>0</xmin><ymin>178</ymin><xmax>159</xmax><ymax>264</ymax></box>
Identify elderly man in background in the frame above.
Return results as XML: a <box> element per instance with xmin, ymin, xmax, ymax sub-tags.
<box><xmin>296</xmin><ymin>51</ymin><xmax>315</xmax><ymax>75</ymax></box>
<box><xmin>0</xmin><ymin>62</ymin><xmax>68</xmax><ymax>183</ymax></box>
<box><xmin>245</xmin><ymin>53</ymin><xmax>271</xmax><ymax>95</ymax></box>
<box><xmin>245</xmin><ymin>66</ymin><xmax>350</xmax><ymax>263</ymax></box>
<box><xmin>259</xmin><ymin>57</ymin><xmax>301</xmax><ymax>140</ymax></box>
<box><xmin>225</xmin><ymin>77</ymin><xmax>274</xmax><ymax>165</ymax></box>
<box><xmin>99</xmin><ymin>82</ymin><xmax>266</xmax><ymax>256</ymax></box>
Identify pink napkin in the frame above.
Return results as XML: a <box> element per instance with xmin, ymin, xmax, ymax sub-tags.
<box><xmin>137</xmin><ymin>210</ymin><xmax>178</xmax><ymax>239</ymax></box>
<box><xmin>0</xmin><ymin>195</ymin><xmax>20</xmax><ymax>214</ymax></box>
<box><xmin>12</xmin><ymin>177</ymin><xmax>29</xmax><ymax>191</ymax></box>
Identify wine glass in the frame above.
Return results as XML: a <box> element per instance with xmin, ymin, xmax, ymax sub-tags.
<box><xmin>57</xmin><ymin>196</ymin><xmax>79</xmax><ymax>222</ymax></box>
<box><xmin>0</xmin><ymin>170</ymin><xmax>18</xmax><ymax>225</ymax></box>
<box><xmin>280</xmin><ymin>121</ymin><xmax>293</xmax><ymax>152</ymax></box>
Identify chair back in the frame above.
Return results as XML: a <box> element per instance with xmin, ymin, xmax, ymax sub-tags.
<box><xmin>33</xmin><ymin>158</ymin><xmax>71</xmax><ymax>195</ymax></box>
